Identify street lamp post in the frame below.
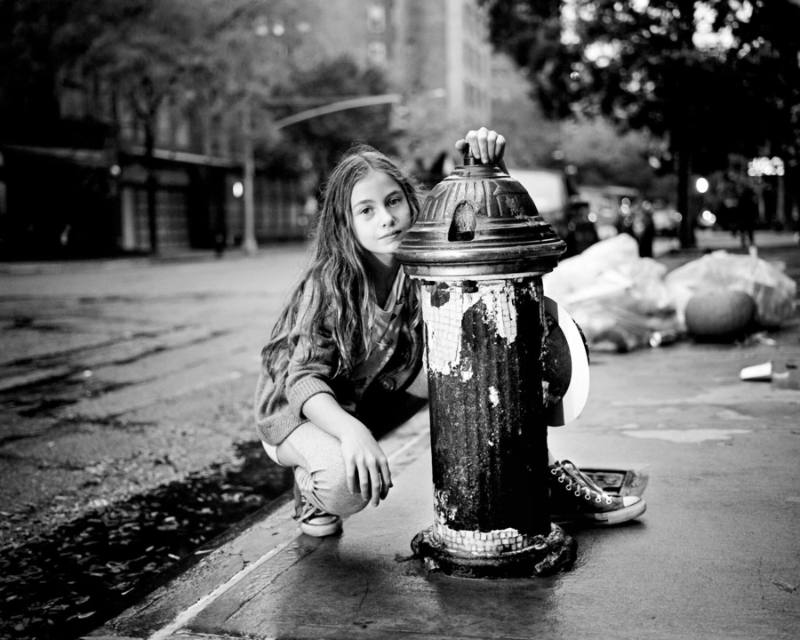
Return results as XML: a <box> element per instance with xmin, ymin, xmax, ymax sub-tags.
<box><xmin>241</xmin><ymin>99</ymin><xmax>258</xmax><ymax>255</ymax></box>
<box><xmin>237</xmin><ymin>93</ymin><xmax>405</xmax><ymax>254</ymax></box>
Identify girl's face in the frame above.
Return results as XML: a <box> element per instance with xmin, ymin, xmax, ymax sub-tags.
<box><xmin>350</xmin><ymin>169</ymin><xmax>412</xmax><ymax>266</ymax></box>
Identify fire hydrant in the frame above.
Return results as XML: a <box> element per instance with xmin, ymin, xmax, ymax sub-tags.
<box><xmin>397</xmin><ymin>154</ymin><xmax>577</xmax><ymax>577</ymax></box>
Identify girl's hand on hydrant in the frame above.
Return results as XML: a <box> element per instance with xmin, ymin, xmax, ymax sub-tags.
<box><xmin>455</xmin><ymin>127</ymin><xmax>506</xmax><ymax>166</ymax></box>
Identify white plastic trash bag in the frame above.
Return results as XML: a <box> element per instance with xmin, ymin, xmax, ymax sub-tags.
<box><xmin>544</xmin><ymin>234</ymin><xmax>640</xmax><ymax>304</ymax></box>
<box><xmin>543</xmin><ymin>235</ymin><xmax>679</xmax><ymax>352</ymax></box>
<box><xmin>544</xmin><ymin>234</ymin><xmax>675</xmax><ymax>315</ymax></box>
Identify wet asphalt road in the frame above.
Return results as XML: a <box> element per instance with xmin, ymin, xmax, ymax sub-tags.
<box><xmin>0</xmin><ymin>245</ymin><xmax>308</xmax><ymax>549</ymax></box>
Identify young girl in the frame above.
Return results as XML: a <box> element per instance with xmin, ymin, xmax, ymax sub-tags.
<box><xmin>255</xmin><ymin>128</ymin><xmax>646</xmax><ymax>536</ymax></box>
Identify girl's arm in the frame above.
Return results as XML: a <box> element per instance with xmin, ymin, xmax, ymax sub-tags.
<box><xmin>301</xmin><ymin>393</ymin><xmax>392</xmax><ymax>507</ymax></box>
<box><xmin>275</xmin><ymin>285</ymin><xmax>391</xmax><ymax>505</ymax></box>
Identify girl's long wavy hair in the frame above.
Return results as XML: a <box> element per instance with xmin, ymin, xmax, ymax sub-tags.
<box><xmin>261</xmin><ymin>145</ymin><xmax>423</xmax><ymax>399</ymax></box>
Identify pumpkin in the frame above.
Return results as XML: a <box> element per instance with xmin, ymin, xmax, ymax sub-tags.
<box><xmin>684</xmin><ymin>289</ymin><xmax>756</xmax><ymax>341</ymax></box>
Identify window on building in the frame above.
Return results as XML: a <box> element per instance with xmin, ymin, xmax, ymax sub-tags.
<box><xmin>0</xmin><ymin>179</ymin><xmax>7</xmax><ymax>218</ymax></box>
<box><xmin>175</xmin><ymin>116</ymin><xmax>190</xmax><ymax>150</ymax></box>
<box><xmin>59</xmin><ymin>86</ymin><xmax>84</xmax><ymax>120</ymax></box>
<box><xmin>117</xmin><ymin>98</ymin><xmax>137</xmax><ymax>144</ymax></box>
<box><xmin>156</xmin><ymin>102</ymin><xmax>172</xmax><ymax>147</ymax></box>
<box><xmin>367</xmin><ymin>4</ymin><xmax>386</xmax><ymax>33</ymax></box>
<box><xmin>465</xmin><ymin>3</ymin><xmax>475</xmax><ymax>37</ymax></box>
<box><xmin>464</xmin><ymin>81</ymin><xmax>475</xmax><ymax>108</ymax></box>
<box><xmin>367</xmin><ymin>41</ymin><xmax>387</xmax><ymax>66</ymax></box>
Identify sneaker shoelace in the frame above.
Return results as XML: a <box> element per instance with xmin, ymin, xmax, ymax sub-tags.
<box><xmin>299</xmin><ymin>502</ymin><xmax>324</xmax><ymax>522</ymax></box>
<box><xmin>551</xmin><ymin>463</ymin><xmax>614</xmax><ymax>505</ymax></box>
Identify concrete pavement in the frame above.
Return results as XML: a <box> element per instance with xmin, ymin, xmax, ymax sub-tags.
<box><xmin>87</xmin><ymin>232</ymin><xmax>800</xmax><ymax>640</ymax></box>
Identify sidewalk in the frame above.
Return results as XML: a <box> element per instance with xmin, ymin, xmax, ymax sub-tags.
<box><xmin>653</xmin><ymin>228</ymin><xmax>799</xmax><ymax>258</ymax></box>
<box><xmin>88</xmin><ymin>234</ymin><xmax>800</xmax><ymax>640</ymax></box>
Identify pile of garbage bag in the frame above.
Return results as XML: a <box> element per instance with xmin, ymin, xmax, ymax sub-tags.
<box><xmin>543</xmin><ymin>234</ymin><xmax>797</xmax><ymax>353</ymax></box>
<box><xmin>665</xmin><ymin>249</ymin><xmax>796</xmax><ymax>329</ymax></box>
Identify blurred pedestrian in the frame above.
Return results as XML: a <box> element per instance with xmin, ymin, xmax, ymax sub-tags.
<box><xmin>719</xmin><ymin>175</ymin><xmax>740</xmax><ymax>236</ymax></box>
<box><xmin>736</xmin><ymin>180</ymin><xmax>758</xmax><ymax>251</ymax></box>
<box><xmin>254</xmin><ymin>128</ymin><xmax>646</xmax><ymax>537</ymax></box>
<box><xmin>634</xmin><ymin>201</ymin><xmax>655</xmax><ymax>258</ymax></box>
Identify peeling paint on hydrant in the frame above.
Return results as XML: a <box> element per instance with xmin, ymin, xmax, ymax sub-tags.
<box><xmin>421</xmin><ymin>280</ymin><xmax>520</xmax><ymax>376</ymax></box>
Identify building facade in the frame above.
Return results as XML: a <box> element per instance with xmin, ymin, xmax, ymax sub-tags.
<box><xmin>308</xmin><ymin>0</ymin><xmax>492</xmax><ymax>156</ymax></box>
<box><xmin>0</xmin><ymin>0</ymin><xmax>493</xmax><ymax>258</ymax></box>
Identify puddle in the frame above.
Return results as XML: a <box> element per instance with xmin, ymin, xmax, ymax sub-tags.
<box><xmin>0</xmin><ymin>440</ymin><xmax>293</xmax><ymax>640</ymax></box>
<box><xmin>622</xmin><ymin>428</ymin><xmax>750</xmax><ymax>443</ymax></box>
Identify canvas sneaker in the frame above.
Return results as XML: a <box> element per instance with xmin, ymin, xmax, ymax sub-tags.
<box><xmin>297</xmin><ymin>498</ymin><xmax>342</xmax><ymax>537</ymax></box>
<box><xmin>549</xmin><ymin>459</ymin><xmax>646</xmax><ymax>525</ymax></box>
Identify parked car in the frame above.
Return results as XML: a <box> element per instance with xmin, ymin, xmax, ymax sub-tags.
<box><xmin>581</xmin><ymin>186</ymin><xmax>621</xmax><ymax>239</ymax></box>
<box><xmin>581</xmin><ymin>185</ymin><xmax>644</xmax><ymax>235</ymax></box>
<box><xmin>652</xmin><ymin>204</ymin><xmax>682</xmax><ymax>237</ymax></box>
<box><xmin>510</xmin><ymin>168</ymin><xmax>599</xmax><ymax>257</ymax></box>
<box><xmin>581</xmin><ymin>185</ymin><xmax>664</xmax><ymax>256</ymax></box>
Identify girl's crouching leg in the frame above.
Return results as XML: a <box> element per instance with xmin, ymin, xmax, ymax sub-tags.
<box><xmin>278</xmin><ymin>421</ymin><xmax>370</xmax><ymax>519</ymax></box>
<box><xmin>295</xmin><ymin>464</ymin><xmax>370</xmax><ymax>518</ymax></box>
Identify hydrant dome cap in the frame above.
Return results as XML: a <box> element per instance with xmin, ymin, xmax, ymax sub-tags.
<box><xmin>397</xmin><ymin>163</ymin><xmax>565</xmax><ymax>277</ymax></box>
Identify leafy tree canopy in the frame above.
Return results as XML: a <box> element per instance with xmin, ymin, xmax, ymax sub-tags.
<box><xmin>1</xmin><ymin>0</ymin><xmax>393</xmax><ymax>167</ymax></box>
<box><xmin>269</xmin><ymin>55</ymin><xmax>396</xmax><ymax>185</ymax></box>
<box><xmin>0</xmin><ymin>0</ymin><xmax>149</xmax><ymax>143</ymax></box>
<box><xmin>481</xmin><ymin>0</ymin><xmax>800</xmax><ymax>243</ymax></box>
<box><xmin>481</xmin><ymin>0</ymin><xmax>800</xmax><ymax>173</ymax></box>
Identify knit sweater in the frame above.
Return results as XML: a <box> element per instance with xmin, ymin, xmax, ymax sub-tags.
<box><xmin>254</xmin><ymin>270</ymin><xmax>423</xmax><ymax>446</ymax></box>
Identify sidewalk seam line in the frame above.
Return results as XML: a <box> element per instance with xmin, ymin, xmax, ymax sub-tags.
<box><xmin>147</xmin><ymin>538</ymin><xmax>291</xmax><ymax>640</ymax></box>
<box><xmin>146</xmin><ymin>427</ymin><xmax>429</xmax><ymax>640</ymax></box>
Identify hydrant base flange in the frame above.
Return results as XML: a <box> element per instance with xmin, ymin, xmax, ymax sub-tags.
<box><xmin>411</xmin><ymin>523</ymin><xmax>576</xmax><ymax>578</ymax></box>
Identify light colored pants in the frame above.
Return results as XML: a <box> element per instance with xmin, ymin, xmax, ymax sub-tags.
<box><xmin>262</xmin><ymin>367</ymin><xmax>429</xmax><ymax>517</ymax></box>
<box><xmin>262</xmin><ymin>421</ymin><xmax>370</xmax><ymax>517</ymax></box>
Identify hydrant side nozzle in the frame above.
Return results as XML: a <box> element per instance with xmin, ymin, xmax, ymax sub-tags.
<box><xmin>448</xmin><ymin>201</ymin><xmax>477</xmax><ymax>242</ymax></box>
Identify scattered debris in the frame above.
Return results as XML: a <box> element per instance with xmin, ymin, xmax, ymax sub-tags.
<box><xmin>773</xmin><ymin>580</ymin><xmax>798</xmax><ymax>593</ymax></box>
<box><xmin>740</xmin><ymin>361</ymin><xmax>773</xmax><ymax>382</ymax></box>
<box><xmin>772</xmin><ymin>368</ymin><xmax>800</xmax><ymax>390</ymax></box>
<box><xmin>0</xmin><ymin>441</ymin><xmax>292</xmax><ymax>640</ymax></box>
<box><xmin>740</xmin><ymin>361</ymin><xmax>799</xmax><ymax>389</ymax></box>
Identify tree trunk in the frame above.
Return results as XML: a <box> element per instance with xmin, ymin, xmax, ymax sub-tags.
<box><xmin>241</xmin><ymin>101</ymin><xmax>258</xmax><ymax>255</ymax></box>
<box><xmin>788</xmin><ymin>165</ymin><xmax>800</xmax><ymax>234</ymax></box>
<box><xmin>676</xmin><ymin>138</ymin><xmax>695</xmax><ymax>249</ymax></box>
<box><xmin>144</xmin><ymin>117</ymin><xmax>159</xmax><ymax>255</ymax></box>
